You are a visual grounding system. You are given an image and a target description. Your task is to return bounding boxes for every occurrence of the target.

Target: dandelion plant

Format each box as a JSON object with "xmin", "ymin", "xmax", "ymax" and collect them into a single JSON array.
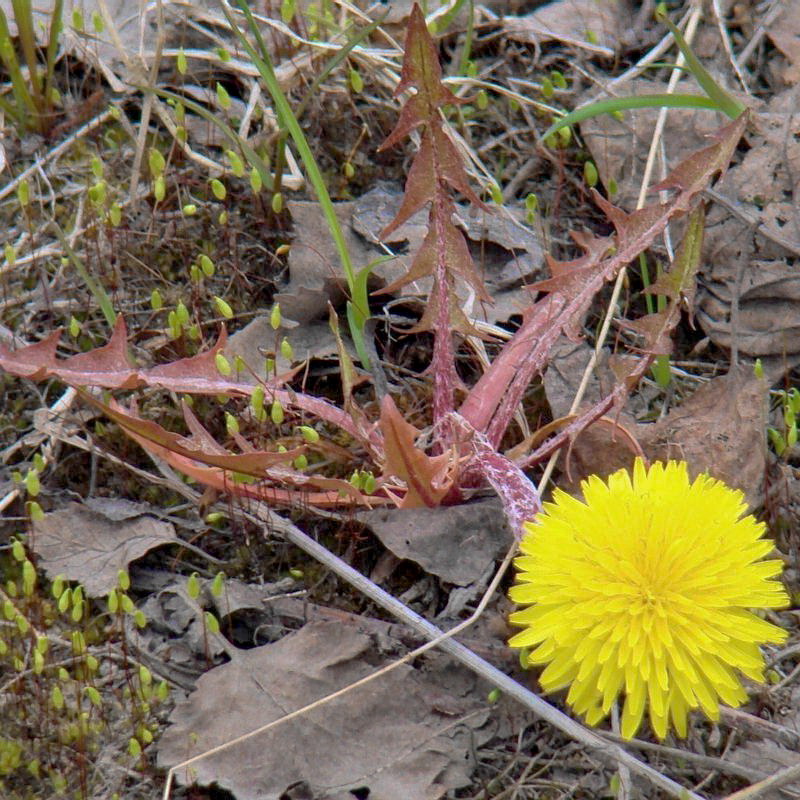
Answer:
[{"xmin": 508, "ymin": 460, "xmax": 788, "ymax": 739}]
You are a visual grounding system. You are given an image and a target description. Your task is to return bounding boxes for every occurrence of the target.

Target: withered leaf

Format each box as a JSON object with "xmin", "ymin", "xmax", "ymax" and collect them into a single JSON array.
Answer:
[
  {"xmin": 32, "ymin": 502, "xmax": 179, "ymax": 596},
  {"xmin": 157, "ymin": 622, "xmax": 495, "ymax": 800},
  {"xmin": 360, "ymin": 499, "xmax": 512, "ymax": 586},
  {"xmin": 379, "ymin": 395, "xmax": 455, "ymax": 508}
]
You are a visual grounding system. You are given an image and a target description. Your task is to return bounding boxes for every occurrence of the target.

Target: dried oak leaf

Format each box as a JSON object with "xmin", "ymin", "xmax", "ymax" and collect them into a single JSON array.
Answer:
[
  {"xmin": 696, "ymin": 93, "xmax": 800, "ymax": 379},
  {"xmin": 276, "ymin": 201, "xmax": 369, "ymax": 324},
  {"xmin": 503, "ymin": 0, "xmax": 625, "ymax": 56},
  {"xmin": 638, "ymin": 366, "xmax": 766, "ymax": 509},
  {"xmin": 766, "ymin": 0, "xmax": 800, "ymax": 83},
  {"xmin": 353, "ymin": 183, "xmax": 544, "ymax": 292},
  {"xmin": 32, "ymin": 501, "xmax": 179, "ymax": 596},
  {"xmin": 543, "ymin": 350, "xmax": 766, "ymax": 507},
  {"xmin": 157, "ymin": 621, "xmax": 495, "ymax": 800},
  {"xmin": 578, "ymin": 79, "xmax": 727, "ymax": 209},
  {"xmin": 360, "ymin": 499, "xmax": 512, "ymax": 586}
]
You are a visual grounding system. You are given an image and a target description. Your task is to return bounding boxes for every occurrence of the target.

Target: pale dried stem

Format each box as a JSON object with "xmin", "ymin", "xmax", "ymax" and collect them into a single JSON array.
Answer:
[
  {"xmin": 735, "ymin": 0, "xmax": 781, "ymax": 69},
  {"xmin": 722, "ymin": 761, "xmax": 800, "ymax": 800},
  {"xmin": 711, "ymin": 0, "xmax": 750, "ymax": 92},
  {"xmin": 0, "ymin": 110, "xmax": 114, "ymax": 205}
]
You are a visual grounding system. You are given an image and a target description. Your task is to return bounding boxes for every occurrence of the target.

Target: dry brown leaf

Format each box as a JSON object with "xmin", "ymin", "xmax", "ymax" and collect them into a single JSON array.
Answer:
[
  {"xmin": 32, "ymin": 501, "xmax": 179, "ymax": 596},
  {"xmin": 126, "ymin": 578, "xmax": 228, "ymax": 685},
  {"xmin": 697, "ymin": 92, "xmax": 800, "ymax": 379},
  {"xmin": 157, "ymin": 622, "xmax": 496, "ymax": 800},
  {"xmin": 766, "ymin": 0, "xmax": 800, "ymax": 84},
  {"xmin": 503, "ymin": 0, "xmax": 624, "ymax": 56},
  {"xmin": 638, "ymin": 366, "xmax": 767, "ymax": 508},
  {"xmin": 542, "ymin": 338, "xmax": 643, "ymax": 482},
  {"xmin": 544, "ymin": 344, "xmax": 766, "ymax": 506},
  {"xmin": 360, "ymin": 499, "xmax": 512, "ymax": 586},
  {"xmin": 579, "ymin": 79, "xmax": 726, "ymax": 209},
  {"xmin": 276, "ymin": 201, "xmax": 406, "ymax": 324},
  {"xmin": 352, "ymin": 184, "xmax": 545, "ymax": 300},
  {"xmin": 225, "ymin": 314, "xmax": 354, "ymax": 379},
  {"xmin": 727, "ymin": 736, "xmax": 800, "ymax": 800},
  {"xmin": 696, "ymin": 257, "xmax": 800, "ymax": 370}
]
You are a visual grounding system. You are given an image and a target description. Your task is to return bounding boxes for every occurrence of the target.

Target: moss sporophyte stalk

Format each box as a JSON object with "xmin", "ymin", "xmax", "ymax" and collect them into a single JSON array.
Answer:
[{"xmin": 508, "ymin": 459, "xmax": 788, "ymax": 740}]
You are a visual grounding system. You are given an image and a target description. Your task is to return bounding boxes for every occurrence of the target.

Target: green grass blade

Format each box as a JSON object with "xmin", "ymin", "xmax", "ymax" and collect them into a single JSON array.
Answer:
[
  {"xmin": 44, "ymin": 0, "xmax": 64, "ymax": 103},
  {"xmin": 10, "ymin": 0, "xmax": 42, "ymax": 100},
  {"xmin": 436, "ymin": 0, "xmax": 469, "ymax": 34},
  {"xmin": 0, "ymin": 8, "xmax": 37, "ymax": 121},
  {"xmin": 346, "ymin": 301, "xmax": 371, "ymax": 368},
  {"xmin": 0, "ymin": 91, "xmax": 25, "ymax": 125},
  {"xmin": 541, "ymin": 93, "xmax": 724, "ymax": 142},
  {"xmin": 657, "ymin": 11, "xmax": 744, "ymax": 120},
  {"xmin": 225, "ymin": 2, "xmax": 359, "ymax": 301},
  {"xmin": 225, "ymin": 0, "xmax": 371, "ymax": 365}
]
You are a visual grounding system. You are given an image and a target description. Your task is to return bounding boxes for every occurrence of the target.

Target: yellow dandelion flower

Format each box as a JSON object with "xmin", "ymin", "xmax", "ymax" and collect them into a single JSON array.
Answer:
[{"xmin": 508, "ymin": 459, "xmax": 789, "ymax": 740}]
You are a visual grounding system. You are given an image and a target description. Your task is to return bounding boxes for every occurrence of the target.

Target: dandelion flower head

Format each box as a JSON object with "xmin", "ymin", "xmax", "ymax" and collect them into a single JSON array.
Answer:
[{"xmin": 508, "ymin": 459, "xmax": 788, "ymax": 740}]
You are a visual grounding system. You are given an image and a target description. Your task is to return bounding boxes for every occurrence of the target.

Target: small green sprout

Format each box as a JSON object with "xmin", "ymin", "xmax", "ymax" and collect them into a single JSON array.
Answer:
[
  {"xmin": 251, "ymin": 385, "xmax": 265, "ymax": 418},
  {"xmin": 11, "ymin": 538, "xmax": 25, "ymax": 562},
  {"xmin": 18, "ymin": 180, "xmax": 30, "ymax": 207},
  {"xmin": 215, "ymin": 353, "xmax": 232, "ymax": 376},
  {"xmin": 216, "ymin": 82, "xmax": 232, "ymax": 110},
  {"xmin": 199, "ymin": 254, "xmax": 215, "ymax": 277},
  {"xmin": 214, "ymin": 296, "xmax": 234, "ymax": 319},
  {"xmin": 584, "ymin": 161, "xmax": 599, "ymax": 188},
  {"xmin": 210, "ymin": 178, "xmax": 226, "ymax": 200},
  {"xmin": 148, "ymin": 148, "xmax": 166, "ymax": 177},
  {"xmin": 281, "ymin": 0, "xmax": 296, "ymax": 23},
  {"xmin": 153, "ymin": 176, "xmax": 166, "ymax": 202},
  {"xmin": 225, "ymin": 412, "xmax": 240, "ymax": 435},
  {"xmin": 349, "ymin": 68, "xmax": 364, "ymax": 93},
  {"xmin": 250, "ymin": 167, "xmax": 263, "ymax": 194},
  {"xmin": 226, "ymin": 150, "xmax": 245, "ymax": 177},
  {"xmin": 298, "ymin": 425, "xmax": 319, "ymax": 443},
  {"xmin": 270, "ymin": 303, "xmax": 282, "ymax": 330}
]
